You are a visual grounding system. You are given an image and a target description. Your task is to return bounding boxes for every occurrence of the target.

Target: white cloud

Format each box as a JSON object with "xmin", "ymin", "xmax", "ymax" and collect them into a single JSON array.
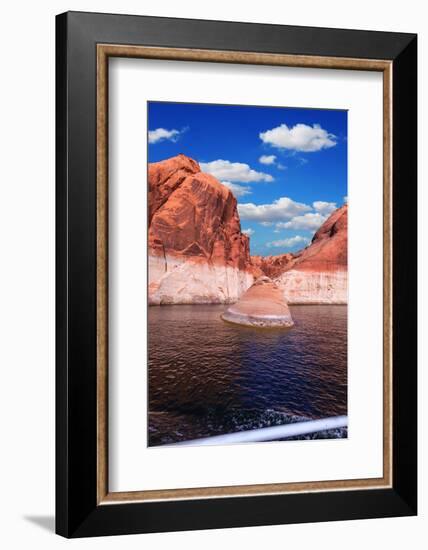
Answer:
[
  {"xmin": 221, "ymin": 181, "xmax": 252, "ymax": 197},
  {"xmin": 312, "ymin": 201, "xmax": 337, "ymax": 215},
  {"xmin": 238, "ymin": 197, "xmax": 310, "ymax": 223},
  {"xmin": 260, "ymin": 221, "xmax": 274, "ymax": 227},
  {"xmin": 344, "ymin": 195, "xmax": 348, "ymax": 203},
  {"xmin": 276, "ymin": 212, "xmax": 327, "ymax": 231},
  {"xmin": 272, "ymin": 202, "xmax": 336, "ymax": 231},
  {"xmin": 259, "ymin": 154, "xmax": 276, "ymax": 165},
  {"xmin": 267, "ymin": 235, "xmax": 310, "ymax": 249},
  {"xmin": 148, "ymin": 127, "xmax": 183, "ymax": 144},
  {"xmin": 200, "ymin": 159, "xmax": 273, "ymax": 182},
  {"xmin": 259, "ymin": 123, "xmax": 337, "ymax": 152},
  {"xmin": 277, "ymin": 163, "xmax": 287, "ymax": 170},
  {"xmin": 242, "ymin": 228, "xmax": 255, "ymax": 236}
]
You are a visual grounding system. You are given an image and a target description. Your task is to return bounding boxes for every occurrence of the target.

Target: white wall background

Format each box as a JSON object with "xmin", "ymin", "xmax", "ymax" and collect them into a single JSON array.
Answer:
[{"xmin": 0, "ymin": 1, "xmax": 424, "ymax": 548}]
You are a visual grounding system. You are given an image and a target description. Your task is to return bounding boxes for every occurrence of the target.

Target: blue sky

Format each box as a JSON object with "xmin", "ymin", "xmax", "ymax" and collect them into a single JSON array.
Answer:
[{"xmin": 148, "ymin": 101, "xmax": 347, "ymax": 256}]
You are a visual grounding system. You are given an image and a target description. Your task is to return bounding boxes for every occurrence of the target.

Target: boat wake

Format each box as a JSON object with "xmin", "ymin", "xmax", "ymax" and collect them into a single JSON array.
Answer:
[{"xmin": 148, "ymin": 408, "xmax": 347, "ymax": 446}]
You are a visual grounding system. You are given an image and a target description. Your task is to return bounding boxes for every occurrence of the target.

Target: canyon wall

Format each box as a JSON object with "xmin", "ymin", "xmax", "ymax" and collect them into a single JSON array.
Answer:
[
  {"xmin": 148, "ymin": 154, "xmax": 255, "ymax": 305},
  {"xmin": 260, "ymin": 205, "xmax": 348, "ymax": 304},
  {"xmin": 148, "ymin": 155, "xmax": 347, "ymax": 306}
]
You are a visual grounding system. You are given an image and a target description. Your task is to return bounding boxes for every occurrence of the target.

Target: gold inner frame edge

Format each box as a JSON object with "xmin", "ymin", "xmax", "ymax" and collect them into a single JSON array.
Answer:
[{"xmin": 96, "ymin": 44, "xmax": 393, "ymax": 505}]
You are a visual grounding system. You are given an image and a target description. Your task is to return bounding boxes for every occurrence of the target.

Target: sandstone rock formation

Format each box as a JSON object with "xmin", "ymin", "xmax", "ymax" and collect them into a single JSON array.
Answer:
[
  {"xmin": 256, "ymin": 205, "xmax": 348, "ymax": 304},
  {"xmin": 148, "ymin": 154, "xmax": 347, "ymax": 306},
  {"xmin": 148, "ymin": 154, "xmax": 255, "ymax": 305},
  {"xmin": 251, "ymin": 253, "xmax": 294, "ymax": 279},
  {"xmin": 221, "ymin": 276, "xmax": 294, "ymax": 328},
  {"xmin": 286, "ymin": 204, "xmax": 348, "ymax": 273}
]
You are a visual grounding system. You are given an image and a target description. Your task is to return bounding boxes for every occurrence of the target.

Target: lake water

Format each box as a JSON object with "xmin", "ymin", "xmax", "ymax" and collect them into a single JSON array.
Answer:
[{"xmin": 148, "ymin": 304, "xmax": 347, "ymax": 446}]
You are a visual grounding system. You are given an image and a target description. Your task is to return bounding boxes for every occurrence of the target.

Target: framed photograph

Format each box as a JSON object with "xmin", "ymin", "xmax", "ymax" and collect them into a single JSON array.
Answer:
[{"xmin": 56, "ymin": 11, "xmax": 417, "ymax": 537}]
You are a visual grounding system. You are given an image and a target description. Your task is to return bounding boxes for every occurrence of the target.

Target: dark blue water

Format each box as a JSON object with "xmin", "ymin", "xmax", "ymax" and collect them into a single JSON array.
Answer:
[{"xmin": 148, "ymin": 305, "xmax": 347, "ymax": 446}]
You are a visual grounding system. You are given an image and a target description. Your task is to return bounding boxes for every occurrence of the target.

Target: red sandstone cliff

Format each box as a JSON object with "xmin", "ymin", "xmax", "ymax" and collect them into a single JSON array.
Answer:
[
  {"xmin": 252, "ymin": 205, "xmax": 347, "ymax": 274},
  {"xmin": 148, "ymin": 154, "xmax": 254, "ymax": 304},
  {"xmin": 148, "ymin": 154, "xmax": 347, "ymax": 305},
  {"xmin": 287, "ymin": 204, "xmax": 347, "ymax": 272},
  {"xmin": 251, "ymin": 253, "xmax": 295, "ymax": 279},
  {"xmin": 256, "ymin": 206, "xmax": 348, "ymax": 304}
]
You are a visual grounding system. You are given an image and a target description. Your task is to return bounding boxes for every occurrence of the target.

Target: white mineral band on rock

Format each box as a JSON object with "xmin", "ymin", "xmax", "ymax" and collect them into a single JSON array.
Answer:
[
  {"xmin": 221, "ymin": 275, "xmax": 294, "ymax": 328},
  {"xmin": 221, "ymin": 310, "xmax": 294, "ymax": 328}
]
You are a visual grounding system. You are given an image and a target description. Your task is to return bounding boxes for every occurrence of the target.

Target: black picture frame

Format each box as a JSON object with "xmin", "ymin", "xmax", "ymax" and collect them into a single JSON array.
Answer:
[{"xmin": 56, "ymin": 11, "xmax": 417, "ymax": 538}]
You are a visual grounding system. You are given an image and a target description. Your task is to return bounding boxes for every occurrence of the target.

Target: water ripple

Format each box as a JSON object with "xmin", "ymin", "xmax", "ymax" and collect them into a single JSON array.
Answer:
[{"xmin": 149, "ymin": 305, "xmax": 347, "ymax": 446}]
